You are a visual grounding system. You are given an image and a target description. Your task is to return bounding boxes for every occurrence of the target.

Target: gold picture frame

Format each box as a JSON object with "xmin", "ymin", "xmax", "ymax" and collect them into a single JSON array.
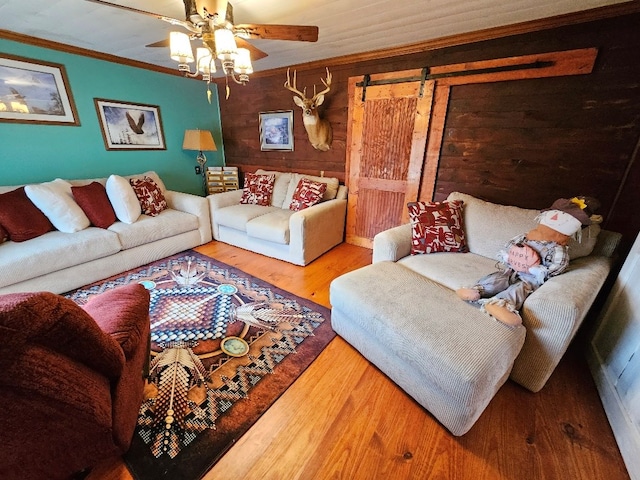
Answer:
[
  {"xmin": 94, "ymin": 98, "xmax": 166, "ymax": 151},
  {"xmin": 0, "ymin": 53, "xmax": 79, "ymax": 125}
]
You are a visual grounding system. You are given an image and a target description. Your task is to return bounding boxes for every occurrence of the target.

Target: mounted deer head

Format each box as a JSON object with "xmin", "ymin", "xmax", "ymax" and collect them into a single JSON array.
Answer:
[{"xmin": 284, "ymin": 68, "xmax": 333, "ymax": 151}]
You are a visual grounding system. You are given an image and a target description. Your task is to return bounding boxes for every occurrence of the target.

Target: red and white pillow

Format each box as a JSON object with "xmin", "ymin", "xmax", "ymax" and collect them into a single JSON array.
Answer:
[
  {"xmin": 289, "ymin": 178, "xmax": 327, "ymax": 211},
  {"xmin": 408, "ymin": 200, "xmax": 467, "ymax": 254},
  {"xmin": 130, "ymin": 176, "xmax": 168, "ymax": 216},
  {"xmin": 240, "ymin": 173, "xmax": 276, "ymax": 206}
]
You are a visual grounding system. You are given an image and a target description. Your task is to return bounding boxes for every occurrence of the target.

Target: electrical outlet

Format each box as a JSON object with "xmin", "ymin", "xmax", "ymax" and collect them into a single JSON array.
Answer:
[{"xmin": 195, "ymin": 166, "xmax": 202, "ymax": 175}]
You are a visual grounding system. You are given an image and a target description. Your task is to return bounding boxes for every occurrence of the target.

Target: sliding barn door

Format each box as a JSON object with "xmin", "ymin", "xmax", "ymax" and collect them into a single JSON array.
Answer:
[{"xmin": 346, "ymin": 70, "xmax": 434, "ymax": 247}]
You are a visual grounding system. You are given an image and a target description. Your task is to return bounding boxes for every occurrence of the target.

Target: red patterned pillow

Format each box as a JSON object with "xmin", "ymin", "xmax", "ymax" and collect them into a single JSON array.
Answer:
[
  {"xmin": 289, "ymin": 178, "xmax": 327, "ymax": 211},
  {"xmin": 0, "ymin": 187, "xmax": 53, "ymax": 242},
  {"xmin": 129, "ymin": 176, "xmax": 168, "ymax": 216},
  {"xmin": 408, "ymin": 200, "xmax": 467, "ymax": 254},
  {"xmin": 240, "ymin": 173, "xmax": 275, "ymax": 206},
  {"xmin": 71, "ymin": 181, "xmax": 117, "ymax": 229}
]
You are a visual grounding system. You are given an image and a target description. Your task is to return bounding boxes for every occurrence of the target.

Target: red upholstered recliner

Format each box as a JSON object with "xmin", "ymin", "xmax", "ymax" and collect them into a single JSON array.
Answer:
[{"xmin": 0, "ymin": 283, "xmax": 151, "ymax": 480}]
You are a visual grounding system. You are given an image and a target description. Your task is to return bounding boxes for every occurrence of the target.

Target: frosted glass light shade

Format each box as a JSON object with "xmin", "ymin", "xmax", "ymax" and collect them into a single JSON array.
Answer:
[
  {"xmin": 234, "ymin": 48, "xmax": 253, "ymax": 74},
  {"xmin": 214, "ymin": 28, "xmax": 237, "ymax": 61},
  {"xmin": 196, "ymin": 47, "xmax": 216, "ymax": 74},
  {"xmin": 170, "ymin": 31, "xmax": 194, "ymax": 63}
]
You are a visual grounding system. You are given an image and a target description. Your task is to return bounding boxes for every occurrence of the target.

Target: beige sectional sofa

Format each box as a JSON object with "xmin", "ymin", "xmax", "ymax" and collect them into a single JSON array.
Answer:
[
  {"xmin": 0, "ymin": 171, "xmax": 211, "ymax": 295},
  {"xmin": 208, "ymin": 169, "xmax": 348, "ymax": 265},
  {"xmin": 330, "ymin": 192, "xmax": 620, "ymax": 435}
]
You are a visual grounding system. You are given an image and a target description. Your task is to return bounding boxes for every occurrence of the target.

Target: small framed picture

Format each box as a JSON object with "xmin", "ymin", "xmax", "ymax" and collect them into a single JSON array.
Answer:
[
  {"xmin": 259, "ymin": 110, "xmax": 294, "ymax": 151},
  {"xmin": 94, "ymin": 98, "xmax": 166, "ymax": 150},
  {"xmin": 0, "ymin": 54, "xmax": 79, "ymax": 125}
]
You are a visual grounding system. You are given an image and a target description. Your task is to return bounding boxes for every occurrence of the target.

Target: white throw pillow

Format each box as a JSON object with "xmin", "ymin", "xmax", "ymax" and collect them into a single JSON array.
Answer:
[
  {"xmin": 106, "ymin": 174, "xmax": 141, "ymax": 224},
  {"xmin": 24, "ymin": 179, "xmax": 90, "ymax": 233}
]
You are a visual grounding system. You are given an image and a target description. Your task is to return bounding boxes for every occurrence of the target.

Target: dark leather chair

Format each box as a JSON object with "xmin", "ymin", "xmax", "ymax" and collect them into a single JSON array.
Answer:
[{"xmin": 0, "ymin": 283, "xmax": 150, "ymax": 480}]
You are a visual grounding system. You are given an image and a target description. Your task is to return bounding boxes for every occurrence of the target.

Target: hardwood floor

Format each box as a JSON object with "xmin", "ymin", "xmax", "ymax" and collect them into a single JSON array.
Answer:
[{"xmin": 89, "ymin": 242, "xmax": 629, "ymax": 480}]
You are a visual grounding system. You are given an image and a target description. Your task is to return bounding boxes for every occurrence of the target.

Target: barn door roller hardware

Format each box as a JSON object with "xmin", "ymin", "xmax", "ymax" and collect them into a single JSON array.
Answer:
[{"xmin": 358, "ymin": 60, "xmax": 554, "ymax": 101}]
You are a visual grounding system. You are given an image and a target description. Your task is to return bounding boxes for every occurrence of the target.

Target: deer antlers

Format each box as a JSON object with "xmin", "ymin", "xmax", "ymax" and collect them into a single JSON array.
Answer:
[{"xmin": 284, "ymin": 67, "xmax": 332, "ymax": 102}]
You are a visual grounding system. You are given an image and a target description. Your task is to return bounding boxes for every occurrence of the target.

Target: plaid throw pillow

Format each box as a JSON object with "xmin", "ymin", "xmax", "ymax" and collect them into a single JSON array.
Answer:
[
  {"xmin": 240, "ymin": 173, "xmax": 275, "ymax": 206},
  {"xmin": 130, "ymin": 176, "xmax": 168, "ymax": 216},
  {"xmin": 289, "ymin": 178, "xmax": 327, "ymax": 211},
  {"xmin": 408, "ymin": 200, "xmax": 467, "ymax": 254}
]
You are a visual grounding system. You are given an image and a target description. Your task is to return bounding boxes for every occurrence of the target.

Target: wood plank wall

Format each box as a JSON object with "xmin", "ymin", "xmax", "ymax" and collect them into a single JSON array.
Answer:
[{"xmin": 215, "ymin": 6, "xmax": 640, "ymax": 256}]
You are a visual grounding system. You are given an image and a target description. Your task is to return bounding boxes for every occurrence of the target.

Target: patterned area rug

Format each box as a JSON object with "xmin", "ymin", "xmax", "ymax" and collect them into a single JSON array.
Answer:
[{"xmin": 65, "ymin": 250, "xmax": 335, "ymax": 480}]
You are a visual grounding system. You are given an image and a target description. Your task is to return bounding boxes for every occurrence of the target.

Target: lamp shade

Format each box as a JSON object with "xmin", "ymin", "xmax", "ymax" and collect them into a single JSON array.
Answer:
[
  {"xmin": 170, "ymin": 31, "xmax": 194, "ymax": 63},
  {"xmin": 214, "ymin": 28, "xmax": 238, "ymax": 61},
  {"xmin": 183, "ymin": 130, "xmax": 217, "ymax": 151},
  {"xmin": 234, "ymin": 48, "xmax": 253, "ymax": 75}
]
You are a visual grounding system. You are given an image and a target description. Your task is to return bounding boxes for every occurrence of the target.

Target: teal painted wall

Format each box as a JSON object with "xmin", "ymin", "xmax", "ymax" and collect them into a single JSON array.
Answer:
[{"xmin": 0, "ymin": 39, "xmax": 225, "ymax": 195}]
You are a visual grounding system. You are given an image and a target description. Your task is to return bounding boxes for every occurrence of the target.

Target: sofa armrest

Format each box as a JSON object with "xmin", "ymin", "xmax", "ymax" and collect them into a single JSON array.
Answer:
[
  {"xmin": 510, "ymin": 255, "xmax": 614, "ymax": 392},
  {"xmin": 289, "ymin": 198, "xmax": 347, "ymax": 265},
  {"xmin": 373, "ymin": 223, "xmax": 413, "ymax": 263},
  {"xmin": 165, "ymin": 190, "xmax": 212, "ymax": 244},
  {"xmin": 207, "ymin": 190, "xmax": 244, "ymax": 239}
]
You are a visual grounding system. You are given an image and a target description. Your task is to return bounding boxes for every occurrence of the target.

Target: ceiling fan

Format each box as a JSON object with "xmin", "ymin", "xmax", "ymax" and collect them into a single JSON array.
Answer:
[{"xmin": 85, "ymin": 0, "xmax": 319, "ymax": 85}]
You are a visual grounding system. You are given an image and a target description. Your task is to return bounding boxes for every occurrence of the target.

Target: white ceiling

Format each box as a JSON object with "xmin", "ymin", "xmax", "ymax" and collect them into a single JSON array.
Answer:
[{"xmin": 0, "ymin": 0, "xmax": 630, "ymax": 74}]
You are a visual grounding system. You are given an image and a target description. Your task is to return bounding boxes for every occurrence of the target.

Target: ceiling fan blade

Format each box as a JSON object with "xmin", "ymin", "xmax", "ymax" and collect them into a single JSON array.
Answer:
[
  {"xmin": 146, "ymin": 39, "xmax": 170, "ymax": 48},
  {"xmin": 84, "ymin": 0, "xmax": 198, "ymax": 33},
  {"xmin": 234, "ymin": 24, "xmax": 318, "ymax": 42},
  {"xmin": 236, "ymin": 38, "xmax": 268, "ymax": 61}
]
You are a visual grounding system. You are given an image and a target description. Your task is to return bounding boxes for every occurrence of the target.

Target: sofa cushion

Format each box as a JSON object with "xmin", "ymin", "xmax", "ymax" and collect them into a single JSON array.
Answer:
[
  {"xmin": 25, "ymin": 179, "xmax": 91, "ymax": 233},
  {"xmin": 106, "ymin": 175, "xmax": 142, "ymax": 224},
  {"xmin": 215, "ymin": 204, "xmax": 280, "ymax": 232},
  {"xmin": 240, "ymin": 173, "xmax": 275, "ymax": 206},
  {"xmin": 129, "ymin": 176, "xmax": 167, "ymax": 216},
  {"xmin": 0, "ymin": 228, "xmax": 122, "ymax": 287},
  {"xmin": 398, "ymin": 252, "xmax": 497, "ymax": 291},
  {"xmin": 246, "ymin": 209, "xmax": 294, "ymax": 244},
  {"xmin": 0, "ymin": 187, "xmax": 54, "ymax": 242},
  {"xmin": 447, "ymin": 192, "xmax": 538, "ymax": 259},
  {"xmin": 283, "ymin": 173, "xmax": 340, "ymax": 207},
  {"xmin": 71, "ymin": 181, "xmax": 117, "ymax": 229},
  {"xmin": 408, "ymin": 200, "xmax": 467, "ymax": 254},
  {"xmin": 289, "ymin": 178, "xmax": 327, "ymax": 211},
  {"xmin": 108, "ymin": 209, "xmax": 198, "ymax": 250}
]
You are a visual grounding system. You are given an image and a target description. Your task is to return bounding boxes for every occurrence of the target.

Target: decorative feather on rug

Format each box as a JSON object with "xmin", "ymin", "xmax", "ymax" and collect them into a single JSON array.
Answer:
[
  {"xmin": 232, "ymin": 301, "xmax": 306, "ymax": 331},
  {"xmin": 137, "ymin": 343, "xmax": 216, "ymax": 458}
]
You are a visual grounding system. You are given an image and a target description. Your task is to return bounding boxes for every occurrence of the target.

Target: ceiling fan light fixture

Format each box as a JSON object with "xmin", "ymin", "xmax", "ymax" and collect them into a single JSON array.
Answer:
[
  {"xmin": 234, "ymin": 48, "xmax": 253, "ymax": 76},
  {"xmin": 214, "ymin": 28, "xmax": 238, "ymax": 62},
  {"xmin": 170, "ymin": 31, "xmax": 195, "ymax": 65},
  {"xmin": 196, "ymin": 47, "xmax": 216, "ymax": 79}
]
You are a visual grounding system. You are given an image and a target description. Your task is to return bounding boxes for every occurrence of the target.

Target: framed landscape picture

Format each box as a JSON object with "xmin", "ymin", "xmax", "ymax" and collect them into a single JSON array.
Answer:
[
  {"xmin": 94, "ymin": 98, "xmax": 166, "ymax": 150},
  {"xmin": 0, "ymin": 54, "xmax": 79, "ymax": 125},
  {"xmin": 259, "ymin": 110, "xmax": 294, "ymax": 151}
]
